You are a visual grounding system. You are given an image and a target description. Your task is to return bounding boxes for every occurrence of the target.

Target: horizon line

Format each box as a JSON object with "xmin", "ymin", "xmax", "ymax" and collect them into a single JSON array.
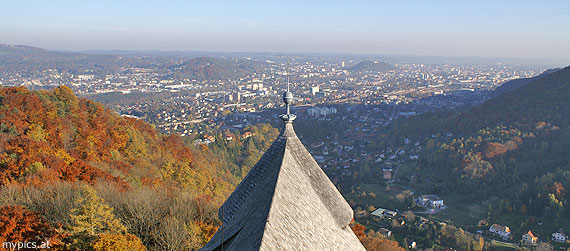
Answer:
[{"xmin": 2, "ymin": 42, "xmax": 570, "ymax": 64}]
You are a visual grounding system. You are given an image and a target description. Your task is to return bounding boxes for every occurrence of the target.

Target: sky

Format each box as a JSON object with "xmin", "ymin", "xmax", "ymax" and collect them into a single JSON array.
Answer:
[{"xmin": 1, "ymin": 0, "xmax": 570, "ymax": 60}]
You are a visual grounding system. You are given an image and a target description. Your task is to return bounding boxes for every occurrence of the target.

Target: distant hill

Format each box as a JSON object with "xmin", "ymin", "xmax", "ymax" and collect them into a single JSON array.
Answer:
[
  {"xmin": 0, "ymin": 44, "xmax": 52, "ymax": 55},
  {"xmin": 0, "ymin": 44, "xmax": 133, "ymax": 75},
  {"xmin": 347, "ymin": 60, "xmax": 395, "ymax": 72},
  {"xmin": 490, "ymin": 68, "xmax": 559, "ymax": 98},
  {"xmin": 0, "ymin": 44, "xmax": 268, "ymax": 80},
  {"xmin": 167, "ymin": 57, "xmax": 265, "ymax": 80}
]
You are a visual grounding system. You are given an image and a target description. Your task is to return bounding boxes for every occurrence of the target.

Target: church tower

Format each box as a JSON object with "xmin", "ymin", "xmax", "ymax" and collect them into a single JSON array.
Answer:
[{"xmin": 200, "ymin": 85, "xmax": 365, "ymax": 251}]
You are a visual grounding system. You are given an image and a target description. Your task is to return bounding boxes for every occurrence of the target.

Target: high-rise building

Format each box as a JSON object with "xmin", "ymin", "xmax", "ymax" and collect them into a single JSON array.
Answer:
[
  {"xmin": 311, "ymin": 86, "xmax": 320, "ymax": 96},
  {"xmin": 200, "ymin": 90, "xmax": 364, "ymax": 251},
  {"xmin": 226, "ymin": 92, "xmax": 241, "ymax": 103},
  {"xmin": 232, "ymin": 92, "xmax": 240, "ymax": 103}
]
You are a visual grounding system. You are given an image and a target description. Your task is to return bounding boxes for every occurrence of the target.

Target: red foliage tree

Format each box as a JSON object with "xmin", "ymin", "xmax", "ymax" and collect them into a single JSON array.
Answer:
[
  {"xmin": 163, "ymin": 135, "xmax": 193, "ymax": 162},
  {"xmin": 0, "ymin": 205, "xmax": 60, "ymax": 249}
]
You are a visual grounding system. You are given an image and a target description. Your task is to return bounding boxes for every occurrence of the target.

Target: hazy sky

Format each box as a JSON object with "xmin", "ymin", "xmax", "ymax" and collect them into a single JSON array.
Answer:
[{"xmin": 1, "ymin": 0, "xmax": 569, "ymax": 59}]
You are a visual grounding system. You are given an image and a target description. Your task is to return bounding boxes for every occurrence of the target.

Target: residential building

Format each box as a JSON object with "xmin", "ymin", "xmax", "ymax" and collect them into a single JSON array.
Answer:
[
  {"xmin": 243, "ymin": 131, "xmax": 252, "ymax": 138},
  {"xmin": 383, "ymin": 168, "xmax": 393, "ymax": 180},
  {"xmin": 489, "ymin": 224, "xmax": 511, "ymax": 239},
  {"xmin": 522, "ymin": 230, "xmax": 537, "ymax": 244},
  {"xmin": 416, "ymin": 194, "xmax": 445, "ymax": 209},
  {"xmin": 307, "ymin": 106, "xmax": 337, "ymax": 118},
  {"xmin": 371, "ymin": 208, "xmax": 386, "ymax": 219},
  {"xmin": 225, "ymin": 134, "xmax": 234, "ymax": 141},
  {"xmin": 407, "ymin": 240, "xmax": 417, "ymax": 249},
  {"xmin": 311, "ymin": 86, "xmax": 320, "ymax": 95},
  {"xmin": 384, "ymin": 210, "xmax": 397, "ymax": 218},
  {"xmin": 378, "ymin": 228, "xmax": 392, "ymax": 238},
  {"xmin": 552, "ymin": 229, "xmax": 568, "ymax": 243}
]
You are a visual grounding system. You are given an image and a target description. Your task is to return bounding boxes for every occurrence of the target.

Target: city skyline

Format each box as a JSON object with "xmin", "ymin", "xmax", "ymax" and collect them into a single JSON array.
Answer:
[{"xmin": 1, "ymin": 0, "xmax": 570, "ymax": 60}]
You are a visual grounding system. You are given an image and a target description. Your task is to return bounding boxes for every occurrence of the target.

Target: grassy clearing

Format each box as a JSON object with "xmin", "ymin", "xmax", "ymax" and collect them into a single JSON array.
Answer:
[
  {"xmin": 491, "ymin": 241, "xmax": 521, "ymax": 251},
  {"xmin": 430, "ymin": 192, "xmax": 486, "ymax": 228},
  {"xmin": 345, "ymin": 183, "xmax": 409, "ymax": 210}
]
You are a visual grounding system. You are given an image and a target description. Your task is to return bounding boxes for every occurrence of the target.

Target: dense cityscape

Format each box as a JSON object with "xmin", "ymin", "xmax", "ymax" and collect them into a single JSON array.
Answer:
[{"xmin": 0, "ymin": 47, "xmax": 539, "ymax": 135}]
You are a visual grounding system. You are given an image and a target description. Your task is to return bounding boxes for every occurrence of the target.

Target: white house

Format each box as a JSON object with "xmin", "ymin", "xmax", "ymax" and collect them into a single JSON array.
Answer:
[
  {"xmin": 416, "ymin": 194, "xmax": 445, "ymax": 209},
  {"xmin": 552, "ymin": 229, "xmax": 568, "ymax": 243},
  {"xmin": 489, "ymin": 224, "xmax": 511, "ymax": 239},
  {"xmin": 371, "ymin": 208, "xmax": 386, "ymax": 219}
]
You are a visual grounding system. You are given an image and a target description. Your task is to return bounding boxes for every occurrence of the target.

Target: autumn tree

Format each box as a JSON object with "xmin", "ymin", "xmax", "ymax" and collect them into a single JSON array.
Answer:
[
  {"xmin": 68, "ymin": 184, "xmax": 127, "ymax": 249},
  {"xmin": 91, "ymin": 233, "xmax": 146, "ymax": 251},
  {"xmin": 0, "ymin": 205, "xmax": 60, "ymax": 249},
  {"xmin": 351, "ymin": 222, "xmax": 405, "ymax": 251}
]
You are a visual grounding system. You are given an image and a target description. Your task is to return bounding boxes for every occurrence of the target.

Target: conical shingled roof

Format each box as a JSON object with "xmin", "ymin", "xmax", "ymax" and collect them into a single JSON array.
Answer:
[{"xmin": 200, "ymin": 93, "xmax": 365, "ymax": 251}]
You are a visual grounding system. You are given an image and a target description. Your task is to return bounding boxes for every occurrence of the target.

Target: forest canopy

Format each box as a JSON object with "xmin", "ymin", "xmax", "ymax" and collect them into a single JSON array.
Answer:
[{"xmin": 0, "ymin": 86, "xmax": 246, "ymax": 250}]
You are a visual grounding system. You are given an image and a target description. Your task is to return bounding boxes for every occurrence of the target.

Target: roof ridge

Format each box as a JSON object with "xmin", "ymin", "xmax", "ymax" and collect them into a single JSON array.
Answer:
[
  {"xmin": 281, "ymin": 125, "xmax": 353, "ymax": 229},
  {"xmin": 218, "ymin": 128, "xmax": 288, "ymax": 225}
]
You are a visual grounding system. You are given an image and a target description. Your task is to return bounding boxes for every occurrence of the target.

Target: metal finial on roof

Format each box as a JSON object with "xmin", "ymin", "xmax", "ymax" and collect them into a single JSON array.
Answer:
[{"xmin": 280, "ymin": 59, "xmax": 296, "ymax": 122}]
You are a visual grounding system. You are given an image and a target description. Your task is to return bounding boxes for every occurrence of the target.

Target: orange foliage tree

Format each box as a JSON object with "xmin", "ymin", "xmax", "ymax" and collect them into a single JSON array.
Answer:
[
  {"xmin": 351, "ymin": 222, "xmax": 405, "ymax": 251},
  {"xmin": 0, "ymin": 205, "xmax": 60, "ymax": 249}
]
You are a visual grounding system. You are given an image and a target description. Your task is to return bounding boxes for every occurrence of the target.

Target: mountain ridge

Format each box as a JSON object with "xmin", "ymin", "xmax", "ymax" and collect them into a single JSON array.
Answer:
[
  {"xmin": 457, "ymin": 65, "xmax": 570, "ymax": 130},
  {"xmin": 490, "ymin": 68, "xmax": 559, "ymax": 98}
]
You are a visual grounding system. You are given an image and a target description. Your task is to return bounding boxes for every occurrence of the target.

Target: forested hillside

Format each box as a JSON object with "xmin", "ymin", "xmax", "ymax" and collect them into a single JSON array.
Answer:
[
  {"xmin": 384, "ymin": 66, "xmax": 570, "ymax": 237},
  {"xmin": 0, "ymin": 86, "xmax": 240, "ymax": 250}
]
